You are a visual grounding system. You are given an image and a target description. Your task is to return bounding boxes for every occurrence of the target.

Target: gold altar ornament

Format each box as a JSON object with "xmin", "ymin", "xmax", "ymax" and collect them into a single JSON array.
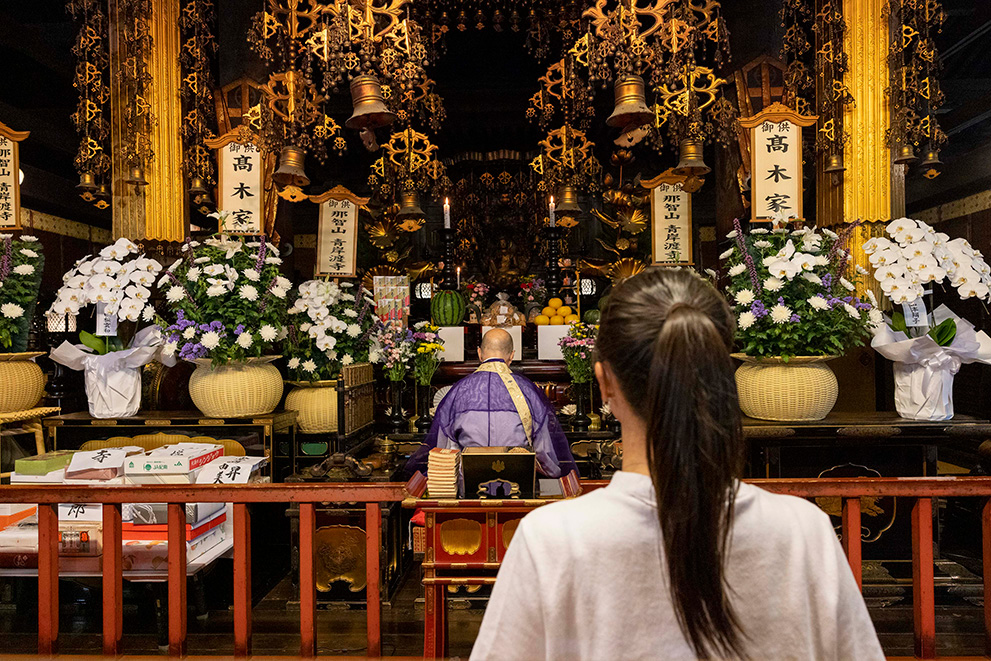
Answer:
[
  {"xmin": 606, "ymin": 74, "xmax": 654, "ymax": 130},
  {"xmin": 438, "ymin": 518, "xmax": 483, "ymax": 556},
  {"xmin": 273, "ymin": 145, "xmax": 310, "ymax": 189},
  {"xmin": 346, "ymin": 74, "xmax": 397, "ymax": 130},
  {"xmin": 314, "ymin": 525, "xmax": 367, "ymax": 592},
  {"xmin": 396, "ymin": 190, "xmax": 426, "ymax": 222},
  {"xmin": 673, "ymin": 138, "xmax": 710, "ymax": 176}
]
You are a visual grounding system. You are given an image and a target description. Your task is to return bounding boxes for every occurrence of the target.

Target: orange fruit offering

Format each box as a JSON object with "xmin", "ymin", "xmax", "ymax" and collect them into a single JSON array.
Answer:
[
  {"xmin": 564, "ymin": 314, "xmax": 580, "ymax": 324},
  {"xmin": 534, "ymin": 315, "xmax": 550, "ymax": 326},
  {"xmin": 548, "ymin": 298, "xmax": 563, "ymax": 309},
  {"xmin": 550, "ymin": 315, "xmax": 565, "ymax": 325},
  {"xmin": 557, "ymin": 306, "xmax": 573, "ymax": 318},
  {"xmin": 541, "ymin": 306, "xmax": 556, "ymax": 317}
]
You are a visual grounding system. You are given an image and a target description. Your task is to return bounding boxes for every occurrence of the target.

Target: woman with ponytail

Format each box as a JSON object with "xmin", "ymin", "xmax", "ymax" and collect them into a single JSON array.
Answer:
[{"xmin": 471, "ymin": 268, "xmax": 882, "ymax": 660}]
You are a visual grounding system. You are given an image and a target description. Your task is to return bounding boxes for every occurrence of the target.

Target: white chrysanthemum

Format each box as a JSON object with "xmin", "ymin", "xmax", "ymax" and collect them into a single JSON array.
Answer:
[
  {"xmin": 302, "ymin": 359, "xmax": 317, "ymax": 372},
  {"xmin": 344, "ymin": 308, "xmax": 358, "ymax": 318},
  {"xmin": 751, "ymin": 228, "xmax": 769, "ymax": 235},
  {"xmin": 719, "ymin": 247, "xmax": 735, "ymax": 260},
  {"xmin": 754, "ymin": 240, "xmax": 772, "ymax": 249},
  {"xmin": 265, "ymin": 257, "xmax": 282, "ymax": 265},
  {"xmin": 822, "ymin": 228, "xmax": 839, "ymax": 240},
  {"xmin": 728, "ymin": 263, "xmax": 747, "ymax": 277},
  {"xmin": 142, "ymin": 305, "xmax": 155, "ymax": 322},
  {"xmin": 193, "ymin": 256, "xmax": 211, "ymax": 264},
  {"xmin": 808, "ymin": 296, "xmax": 830, "ymax": 311},
  {"xmin": 183, "ymin": 327, "xmax": 196, "ymax": 340},
  {"xmin": 726, "ymin": 230, "xmax": 738, "ymax": 239},
  {"xmin": 346, "ymin": 323, "xmax": 362, "ymax": 337},
  {"xmin": 802, "ymin": 272, "xmax": 822, "ymax": 285},
  {"xmin": 272, "ymin": 287, "xmax": 287, "ymax": 299},
  {"xmin": 19, "ymin": 248, "xmax": 37, "ymax": 258},
  {"xmin": 734, "ymin": 289, "xmax": 756, "ymax": 306},
  {"xmin": 236, "ymin": 332, "xmax": 254, "ymax": 349},
  {"xmin": 842, "ymin": 303, "xmax": 860, "ymax": 320},
  {"xmin": 200, "ymin": 331, "xmax": 220, "ymax": 350},
  {"xmin": 288, "ymin": 357, "xmax": 301, "ymax": 369},
  {"xmin": 866, "ymin": 289, "xmax": 879, "ymax": 306},
  {"xmin": 166, "ymin": 286, "xmax": 185, "ymax": 303},
  {"xmin": 12, "ymin": 264, "xmax": 34, "ymax": 276},
  {"xmin": 763, "ymin": 277, "xmax": 784, "ymax": 292},
  {"xmin": 206, "ymin": 284, "xmax": 226, "ymax": 297},
  {"xmin": 770, "ymin": 304, "xmax": 793, "ymax": 324},
  {"xmin": 1, "ymin": 303, "xmax": 24, "ymax": 318},
  {"xmin": 260, "ymin": 325, "xmax": 277, "ymax": 342},
  {"xmin": 839, "ymin": 277, "xmax": 855, "ymax": 291},
  {"xmin": 241, "ymin": 268, "xmax": 260, "ymax": 282},
  {"xmin": 868, "ymin": 309, "xmax": 884, "ymax": 326},
  {"xmin": 20, "ymin": 235, "xmax": 37, "ymax": 243},
  {"xmin": 276, "ymin": 276, "xmax": 291, "ymax": 290},
  {"xmin": 737, "ymin": 311, "xmax": 756, "ymax": 330},
  {"xmin": 239, "ymin": 284, "xmax": 259, "ymax": 301},
  {"xmin": 186, "ymin": 267, "xmax": 201, "ymax": 282},
  {"xmin": 341, "ymin": 354, "xmax": 354, "ymax": 366},
  {"xmin": 772, "ymin": 227, "xmax": 789, "ymax": 234},
  {"xmin": 163, "ymin": 341, "xmax": 178, "ymax": 357}
]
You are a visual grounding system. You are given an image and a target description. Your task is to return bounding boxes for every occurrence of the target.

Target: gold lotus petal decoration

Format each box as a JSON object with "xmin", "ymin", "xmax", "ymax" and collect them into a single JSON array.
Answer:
[
  {"xmin": 606, "ymin": 257, "xmax": 648, "ymax": 283},
  {"xmin": 619, "ymin": 209, "xmax": 648, "ymax": 234},
  {"xmin": 366, "ymin": 218, "xmax": 400, "ymax": 249},
  {"xmin": 361, "ymin": 264, "xmax": 403, "ymax": 291}
]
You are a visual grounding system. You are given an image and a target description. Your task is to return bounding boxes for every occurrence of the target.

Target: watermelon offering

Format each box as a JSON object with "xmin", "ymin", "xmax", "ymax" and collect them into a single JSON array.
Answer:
[
  {"xmin": 431, "ymin": 290, "xmax": 467, "ymax": 326},
  {"xmin": 583, "ymin": 309, "xmax": 601, "ymax": 324}
]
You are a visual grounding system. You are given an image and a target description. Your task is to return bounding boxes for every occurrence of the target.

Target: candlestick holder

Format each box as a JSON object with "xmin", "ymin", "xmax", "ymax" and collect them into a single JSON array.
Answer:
[
  {"xmin": 543, "ymin": 225, "xmax": 562, "ymax": 295},
  {"xmin": 439, "ymin": 228, "xmax": 457, "ymax": 291}
]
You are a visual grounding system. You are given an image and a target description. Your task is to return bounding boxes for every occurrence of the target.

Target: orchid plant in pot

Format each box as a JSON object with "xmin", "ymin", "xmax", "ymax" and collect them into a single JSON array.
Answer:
[
  {"xmin": 719, "ymin": 220, "xmax": 877, "ymax": 422},
  {"xmin": 282, "ymin": 279, "xmax": 376, "ymax": 433},
  {"xmin": 158, "ymin": 234, "xmax": 289, "ymax": 418},
  {"xmin": 0, "ymin": 233, "xmax": 45, "ymax": 412},
  {"xmin": 864, "ymin": 217, "xmax": 991, "ymax": 421},
  {"xmin": 48, "ymin": 237, "xmax": 170, "ymax": 418}
]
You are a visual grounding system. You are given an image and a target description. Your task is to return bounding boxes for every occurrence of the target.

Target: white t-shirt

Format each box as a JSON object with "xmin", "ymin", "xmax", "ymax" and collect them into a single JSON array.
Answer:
[{"xmin": 471, "ymin": 471, "xmax": 884, "ymax": 661}]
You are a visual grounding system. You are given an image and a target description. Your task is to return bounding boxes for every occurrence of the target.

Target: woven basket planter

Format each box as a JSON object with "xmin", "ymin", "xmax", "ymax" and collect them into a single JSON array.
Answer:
[
  {"xmin": 188, "ymin": 357, "xmax": 283, "ymax": 418},
  {"xmin": 285, "ymin": 381, "xmax": 338, "ymax": 434},
  {"xmin": 733, "ymin": 354, "xmax": 838, "ymax": 422},
  {"xmin": 0, "ymin": 352, "xmax": 45, "ymax": 413}
]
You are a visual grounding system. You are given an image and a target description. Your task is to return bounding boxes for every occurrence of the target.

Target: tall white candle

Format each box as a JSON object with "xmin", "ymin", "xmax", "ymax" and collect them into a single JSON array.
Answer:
[
  {"xmin": 549, "ymin": 196, "xmax": 556, "ymax": 227},
  {"xmin": 456, "ymin": 266, "xmax": 461, "ymax": 290},
  {"xmin": 443, "ymin": 197, "xmax": 451, "ymax": 229}
]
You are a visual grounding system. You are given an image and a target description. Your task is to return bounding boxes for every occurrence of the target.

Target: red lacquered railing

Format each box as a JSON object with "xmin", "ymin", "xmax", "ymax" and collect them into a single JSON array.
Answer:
[{"xmin": 0, "ymin": 483, "xmax": 408, "ymax": 658}]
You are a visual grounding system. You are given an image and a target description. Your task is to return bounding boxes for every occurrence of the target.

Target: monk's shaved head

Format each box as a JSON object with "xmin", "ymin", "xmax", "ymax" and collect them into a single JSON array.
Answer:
[{"xmin": 480, "ymin": 328, "xmax": 514, "ymax": 362}]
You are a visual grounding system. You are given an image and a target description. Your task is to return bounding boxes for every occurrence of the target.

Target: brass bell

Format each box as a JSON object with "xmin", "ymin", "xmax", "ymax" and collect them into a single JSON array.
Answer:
[
  {"xmin": 824, "ymin": 153, "xmax": 846, "ymax": 173},
  {"xmin": 76, "ymin": 172, "xmax": 98, "ymax": 201},
  {"xmin": 273, "ymin": 145, "xmax": 310, "ymax": 189},
  {"xmin": 894, "ymin": 143, "xmax": 917, "ymax": 165},
  {"xmin": 345, "ymin": 75, "xmax": 396, "ymax": 131},
  {"xmin": 188, "ymin": 176, "xmax": 208, "ymax": 197},
  {"xmin": 124, "ymin": 165, "xmax": 149, "ymax": 188},
  {"xmin": 673, "ymin": 139, "xmax": 710, "ymax": 176},
  {"xmin": 606, "ymin": 74, "xmax": 654, "ymax": 129},
  {"xmin": 396, "ymin": 190, "xmax": 425, "ymax": 220},
  {"xmin": 556, "ymin": 184, "xmax": 581, "ymax": 216},
  {"xmin": 95, "ymin": 182, "xmax": 111, "ymax": 200},
  {"xmin": 921, "ymin": 148, "xmax": 942, "ymax": 179}
]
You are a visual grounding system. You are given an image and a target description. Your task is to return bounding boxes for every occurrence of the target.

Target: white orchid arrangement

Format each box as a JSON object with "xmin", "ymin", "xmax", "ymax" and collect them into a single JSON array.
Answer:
[
  {"xmin": 284, "ymin": 279, "xmax": 376, "ymax": 380},
  {"xmin": 0, "ymin": 234, "xmax": 43, "ymax": 351},
  {"xmin": 720, "ymin": 218, "xmax": 878, "ymax": 360},
  {"xmin": 47, "ymin": 238, "xmax": 161, "ymax": 353},
  {"xmin": 158, "ymin": 235, "xmax": 289, "ymax": 365}
]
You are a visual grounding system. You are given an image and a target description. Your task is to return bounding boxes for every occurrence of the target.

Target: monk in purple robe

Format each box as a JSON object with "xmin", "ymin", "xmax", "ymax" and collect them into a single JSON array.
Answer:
[{"xmin": 408, "ymin": 328, "xmax": 577, "ymax": 478}]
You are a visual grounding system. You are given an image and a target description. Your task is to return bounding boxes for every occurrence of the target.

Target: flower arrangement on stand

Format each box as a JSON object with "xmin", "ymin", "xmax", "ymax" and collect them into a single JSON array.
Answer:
[
  {"xmin": 371, "ymin": 320, "xmax": 416, "ymax": 433},
  {"xmin": 519, "ymin": 276, "xmax": 548, "ymax": 320},
  {"xmin": 48, "ymin": 237, "xmax": 168, "ymax": 418},
  {"xmin": 158, "ymin": 235, "xmax": 289, "ymax": 417},
  {"xmin": 0, "ymin": 233, "xmax": 45, "ymax": 412},
  {"xmin": 865, "ymin": 217, "xmax": 991, "ymax": 420},
  {"xmin": 720, "ymin": 220, "xmax": 877, "ymax": 421},
  {"xmin": 412, "ymin": 321, "xmax": 445, "ymax": 432},
  {"xmin": 282, "ymin": 279, "xmax": 376, "ymax": 433},
  {"xmin": 559, "ymin": 322, "xmax": 597, "ymax": 431},
  {"xmin": 461, "ymin": 280, "xmax": 491, "ymax": 323}
]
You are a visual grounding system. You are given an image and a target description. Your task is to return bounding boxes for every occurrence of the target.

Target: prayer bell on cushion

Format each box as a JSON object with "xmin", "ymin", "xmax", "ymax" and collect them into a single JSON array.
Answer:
[
  {"xmin": 606, "ymin": 74, "xmax": 654, "ymax": 129},
  {"xmin": 673, "ymin": 138, "xmax": 710, "ymax": 176},
  {"xmin": 346, "ymin": 74, "xmax": 397, "ymax": 131},
  {"xmin": 823, "ymin": 153, "xmax": 846, "ymax": 173},
  {"xmin": 556, "ymin": 184, "xmax": 582, "ymax": 217},
  {"xmin": 396, "ymin": 190, "xmax": 425, "ymax": 220},
  {"xmin": 273, "ymin": 145, "xmax": 310, "ymax": 189},
  {"xmin": 894, "ymin": 143, "xmax": 917, "ymax": 165}
]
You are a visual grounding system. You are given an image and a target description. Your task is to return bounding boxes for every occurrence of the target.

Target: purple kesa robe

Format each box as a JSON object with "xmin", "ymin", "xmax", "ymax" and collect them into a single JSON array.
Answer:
[{"xmin": 407, "ymin": 359, "xmax": 578, "ymax": 478}]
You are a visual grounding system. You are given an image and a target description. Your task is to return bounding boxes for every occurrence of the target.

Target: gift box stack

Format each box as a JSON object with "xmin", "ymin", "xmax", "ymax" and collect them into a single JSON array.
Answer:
[
  {"xmin": 373, "ymin": 275, "xmax": 410, "ymax": 325},
  {"xmin": 426, "ymin": 448, "xmax": 461, "ymax": 498},
  {"xmin": 121, "ymin": 502, "xmax": 229, "ymax": 572}
]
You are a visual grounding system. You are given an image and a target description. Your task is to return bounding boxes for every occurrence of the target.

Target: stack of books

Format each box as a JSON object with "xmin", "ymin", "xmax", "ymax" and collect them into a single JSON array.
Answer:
[{"xmin": 426, "ymin": 447, "xmax": 461, "ymax": 498}]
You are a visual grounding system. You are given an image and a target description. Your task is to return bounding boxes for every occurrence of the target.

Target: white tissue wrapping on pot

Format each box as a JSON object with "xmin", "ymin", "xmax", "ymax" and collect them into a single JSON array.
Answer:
[
  {"xmin": 49, "ymin": 326, "xmax": 174, "ymax": 418},
  {"xmin": 871, "ymin": 305, "xmax": 991, "ymax": 420}
]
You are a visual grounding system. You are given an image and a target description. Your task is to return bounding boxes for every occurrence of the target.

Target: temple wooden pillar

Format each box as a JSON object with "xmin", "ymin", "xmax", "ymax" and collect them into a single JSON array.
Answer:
[{"xmin": 109, "ymin": 0, "xmax": 187, "ymax": 242}]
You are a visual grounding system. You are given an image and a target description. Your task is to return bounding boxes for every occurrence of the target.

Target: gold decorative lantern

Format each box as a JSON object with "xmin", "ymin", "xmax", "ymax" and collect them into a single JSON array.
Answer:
[
  {"xmin": 894, "ymin": 144, "xmax": 917, "ymax": 165},
  {"xmin": 396, "ymin": 190, "xmax": 425, "ymax": 220},
  {"xmin": 345, "ymin": 75, "xmax": 397, "ymax": 131},
  {"xmin": 673, "ymin": 139, "xmax": 710, "ymax": 176},
  {"xmin": 606, "ymin": 75, "xmax": 653, "ymax": 129},
  {"xmin": 273, "ymin": 145, "xmax": 310, "ymax": 189}
]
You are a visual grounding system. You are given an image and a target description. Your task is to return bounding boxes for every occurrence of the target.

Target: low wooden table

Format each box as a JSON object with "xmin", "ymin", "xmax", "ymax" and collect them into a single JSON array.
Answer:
[{"xmin": 0, "ymin": 407, "xmax": 60, "ymax": 479}]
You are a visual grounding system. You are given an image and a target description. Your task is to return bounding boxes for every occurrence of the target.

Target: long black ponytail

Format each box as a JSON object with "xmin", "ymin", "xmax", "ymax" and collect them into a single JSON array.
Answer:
[{"xmin": 596, "ymin": 268, "xmax": 746, "ymax": 659}]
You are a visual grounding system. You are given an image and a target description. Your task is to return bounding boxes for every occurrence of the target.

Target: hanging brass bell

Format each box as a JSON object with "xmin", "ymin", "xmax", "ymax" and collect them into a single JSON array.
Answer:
[
  {"xmin": 188, "ymin": 176, "xmax": 208, "ymax": 197},
  {"xmin": 556, "ymin": 184, "xmax": 582, "ymax": 216},
  {"xmin": 673, "ymin": 139, "xmax": 710, "ymax": 176},
  {"xmin": 921, "ymin": 148, "xmax": 942, "ymax": 179},
  {"xmin": 396, "ymin": 190, "xmax": 425, "ymax": 220},
  {"xmin": 345, "ymin": 75, "xmax": 397, "ymax": 131},
  {"xmin": 894, "ymin": 143, "xmax": 917, "ymax": 165},
  {"xmin": 124, "ymin": 165, "xmax": 149, "ymax": 187},
  {"xmin": 824, "ymin": 153, "xmax": 846, "ymax": 173},
  {"xmin": 76, "ymin": 172, "xmax": 98, "ymax": 201},
  {"xmin": 273, "ymin": 145, "xmax": 310, "ymax": 189},
  {"xmin": 606, "ymin": 74, "xmax": 654, "ymax": 129}
]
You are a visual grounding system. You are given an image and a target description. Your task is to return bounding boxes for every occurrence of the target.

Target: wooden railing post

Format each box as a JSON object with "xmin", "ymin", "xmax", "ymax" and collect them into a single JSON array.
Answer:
[
  {"xmin": 37, "ymin": 503, "xmax": 59, "ymax": 656},
  {"xmin": 167, "ymin": 503, "xmax": 188, "ymax": 657},
  {"xmin": 366, "ymin": 502, "xmax": 382, "ymax": 657},
  {"xmin": 233, "ymin": 503, "xmax": 252, "ymax": 658},
  {"xmin": 842, "ymin": 497, "xmax": 863, "ymax": 589},
  {"xmin": 912, "ymin": 497, "xmax": 936, "ymax": 659},
  {"xmin": 299, "ymin": 502, "xmax": 317, "ymax": 658},
  {"xmin": 982, "ymin": 498, "xmax": 991, "ymax": 657},
  {"xmin": 102, "ymin": 503, "xmax": 123, "ymax": 656}
]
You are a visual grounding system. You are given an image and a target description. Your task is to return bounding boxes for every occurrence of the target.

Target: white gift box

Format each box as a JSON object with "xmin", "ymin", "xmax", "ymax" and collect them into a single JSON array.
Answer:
[
  {"xmin": 537, "ymin": 325, "xmax": 570, "ymax": 361},
  {"xmin": 482, "ymin": 326, "xmax": 522, "ymax": 356},
  {"xmin": 437, "ymin": 327, "xmax": 465, "ymax": 362}
]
